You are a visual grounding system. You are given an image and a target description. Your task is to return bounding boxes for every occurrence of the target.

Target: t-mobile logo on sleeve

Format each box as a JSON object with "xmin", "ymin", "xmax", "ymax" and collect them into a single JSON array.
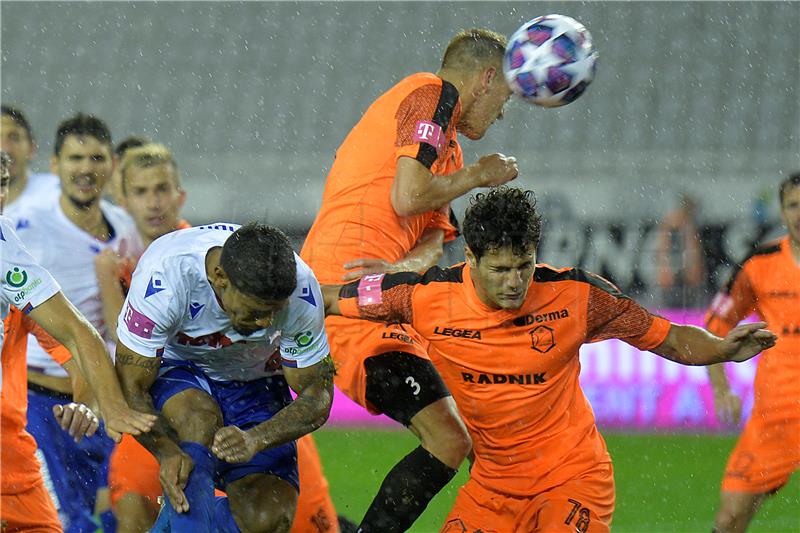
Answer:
[
  {"xmin": 413, "ymin": 120, "xmax": 445, "ymax": 153},
  {"xmin": 124, "ymin": 302, "xmax": 156, "ymax": 339}
]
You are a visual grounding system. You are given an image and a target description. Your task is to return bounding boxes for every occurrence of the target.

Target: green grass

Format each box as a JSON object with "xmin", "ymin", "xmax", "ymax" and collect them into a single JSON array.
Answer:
[{"xmin": 315, "ymin": 428, "xmax": 800, "ymax": 533}]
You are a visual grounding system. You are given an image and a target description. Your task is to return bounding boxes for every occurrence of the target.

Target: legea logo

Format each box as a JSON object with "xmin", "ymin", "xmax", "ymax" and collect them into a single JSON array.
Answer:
[{"xmin": 5, "ymin": 267, "xmax": 28, "ymax": 288}]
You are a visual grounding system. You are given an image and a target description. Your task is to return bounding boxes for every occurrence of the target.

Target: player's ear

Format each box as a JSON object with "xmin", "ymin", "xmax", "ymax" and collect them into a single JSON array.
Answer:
[
  {"xmin": 483, "ymin": 65, "xmax": 498, "ymax": 88},
  {"xmin": 210, "ymin": 265, "xmax": 228, "ymax": 289},
  {"xmin": 50, "ymin": 154, "xmax": 59, "ymax": 175},
  {"xmin": 465, "ymin": 246, "xmax": 478, "ymax": 268}
]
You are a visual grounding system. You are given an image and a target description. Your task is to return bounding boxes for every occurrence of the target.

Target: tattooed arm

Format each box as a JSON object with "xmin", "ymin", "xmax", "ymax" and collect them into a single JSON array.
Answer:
[{"xmin": 211, "ymin": 356, "xmax": 336, "ymax": 463}]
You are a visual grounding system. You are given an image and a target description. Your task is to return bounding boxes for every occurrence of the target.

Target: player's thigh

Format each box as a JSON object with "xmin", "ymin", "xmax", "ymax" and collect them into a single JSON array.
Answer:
[
  {"xmin": 524, "ymin": 463, "xmax": 615, "ymax": 533},
  {"xmin": 364, "ymin": 351, "xmax": 453, "ymax": 427},
  {"xmin": 226, "ymin": 472, "xmax": 298, "ymax": 532},
  {"xmin": 0, "ymin": 480, "xmax": 62, "ymax": 533},
  {"xmin": 151, "ymin": 364, "xmax": 223, "ymax": 443}
]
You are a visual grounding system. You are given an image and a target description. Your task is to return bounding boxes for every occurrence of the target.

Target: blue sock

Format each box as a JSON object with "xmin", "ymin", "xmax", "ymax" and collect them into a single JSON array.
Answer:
[
  {"xmin": 99, "ymin": 509, "xmax": 117, "ymax": 532},
  {"xmin": 150, "ymin": 499, "xmax": 173, "ymax": 533},
  {"xmin": 169, "ymin": 442, "xmax": 216, "ymax": 532},
  {"xmin": 213, "ymin": 496, "xmax": 240, "ymax": 532}
]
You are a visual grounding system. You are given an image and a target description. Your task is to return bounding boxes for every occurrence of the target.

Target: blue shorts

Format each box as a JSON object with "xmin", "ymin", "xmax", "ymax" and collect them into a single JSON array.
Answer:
[{"xmin": 149, "ymin": 360, "xmax": 299, "ymax": 490}]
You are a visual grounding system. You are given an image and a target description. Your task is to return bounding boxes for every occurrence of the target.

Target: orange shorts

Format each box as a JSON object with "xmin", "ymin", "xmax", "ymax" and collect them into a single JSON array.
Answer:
[
  {"xmin": 108, "ymin": 434, "xmax": 162, "ymax": 510},
  {"xmin": 442, "ymin": 463, "xmax": 615, "ymax": 533},
  {"xmin": 1, "ymin": 480, "xmax": 62, "ymax": 532},
  {"xmin": 291, "ymin": 434, "xmax": 339, "ymax": 533},
  {"xmin": 721, "ymin": 415, "xmax": 800, "ymax": 494},
  {"xmin": 325, "ymin": 314, "xmax": 428, "ymax": 413}
]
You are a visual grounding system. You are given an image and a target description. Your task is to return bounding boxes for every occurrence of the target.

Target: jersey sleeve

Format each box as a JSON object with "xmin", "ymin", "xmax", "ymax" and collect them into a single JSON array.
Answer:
[
  {"xmin": 21, "ymin": 312, "xmax": 72, "ymax": 365},
  {"xmin": 425, "ymin": 204, "xmax": 459, "ymax": 242},
  {"xmin": 278, "ymin": 274, "xmax": 330, "ymax": 369},
  {"xmin": 0, "ymin": 217, "xmax": 61, "ymax": 313},
  {"xmin": 116, "ymin": 259, "xmax": 185, "ymax": 358},
  {"xmin": 583, "ymin": 271, "xmax": 671, "ymax": 351},
  {"xmin": 704, "ymin": 263, "xmax": 758, "ymax": 337},
  {"xmin": 394, "ymin": 81, "xmax": 460, "ymax": 169}
]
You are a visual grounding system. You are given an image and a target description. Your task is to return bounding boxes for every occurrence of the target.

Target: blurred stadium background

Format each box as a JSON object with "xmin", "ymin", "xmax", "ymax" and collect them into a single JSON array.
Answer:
[{"xmin": 2, "ymin": 2, "xmax": 798, "ymax": 531}]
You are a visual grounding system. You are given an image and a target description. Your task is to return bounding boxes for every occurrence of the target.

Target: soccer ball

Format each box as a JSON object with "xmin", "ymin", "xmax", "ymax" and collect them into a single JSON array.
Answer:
[{"xmin": 504, "ymin": 14, "xmax": 598, "ymax": 108}]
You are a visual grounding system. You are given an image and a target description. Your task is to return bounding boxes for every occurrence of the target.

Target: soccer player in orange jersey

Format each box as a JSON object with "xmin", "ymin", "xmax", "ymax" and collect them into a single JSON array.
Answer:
[
  {"xmin": 322, "ymin": 187, "xmax": 777, "ymax": 533},
  {"xmin": 706, "ymin": 172, "xmax": 800, "ymax": 533},
  {"xmin": 98, "ymin": 144, "xmax": 348, "ymax": 533},
  {"xmin": 0, "ymin": 152, "xmax": 156, "ymax": 532},
  {"xmin": 300, "ymin": 28, "xmax": 518, "ymax": 532}
]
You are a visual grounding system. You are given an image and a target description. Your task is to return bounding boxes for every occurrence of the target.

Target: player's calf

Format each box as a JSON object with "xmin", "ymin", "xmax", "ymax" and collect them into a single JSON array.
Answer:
[{"xmin": 713, "ymin": 491, "xmax": 767, "ymax": 533}]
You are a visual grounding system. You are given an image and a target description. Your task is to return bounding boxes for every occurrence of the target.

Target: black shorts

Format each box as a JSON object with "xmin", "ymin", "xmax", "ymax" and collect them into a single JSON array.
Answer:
[{"xmin": 364, "ymin": 351, "xmax": 452, "ymax": 426}]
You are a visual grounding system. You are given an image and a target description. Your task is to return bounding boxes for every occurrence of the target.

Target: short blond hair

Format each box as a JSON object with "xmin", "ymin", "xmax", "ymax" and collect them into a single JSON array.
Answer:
[
  {"xmin": 120, "ymin": 143, "xmax": 181, "ymax": 194},
  {"xmin": 441, "ymin": 28, "xmax": 507, "ymax": 71}
]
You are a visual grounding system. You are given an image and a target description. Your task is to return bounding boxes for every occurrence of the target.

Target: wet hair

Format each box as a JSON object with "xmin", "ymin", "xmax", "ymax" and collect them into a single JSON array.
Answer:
[
  {"xmin": 779, "ymin": 172, "xmax": 800, "ymax": 205},
  {"xmin": 54, "ymin": 113, "xmax": 112, "ymax": 156},
  {"xmin": 1, "ymin": 105, "xmax": 34, "ymax": 142},
  {"xmin": 114, "ymin": 135, "xmax": 149, "ymax": 158},
  {"xmin": 221, "ymin": 223, "xmax": 297, "ymax": 301},
  {"xmin": 463, "ymin": 186, "xmax": 542, "ymax": 261},
  {"xmin": 120, "ymin": 143, "xmax": 181, "ymax": 195},
  {"xmin": 441, "ymin": 28, "xmax": 507, "ymax": 71}
]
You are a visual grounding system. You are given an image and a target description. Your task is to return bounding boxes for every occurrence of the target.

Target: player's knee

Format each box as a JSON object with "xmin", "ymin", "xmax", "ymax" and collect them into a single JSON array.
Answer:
[
  {"xmin": 233, "ymin": 505, "xmax": 294, "ymax": 533},
  {"xmin": 169, "ymin": 406, "xmax": 223, "ymax": 444}
]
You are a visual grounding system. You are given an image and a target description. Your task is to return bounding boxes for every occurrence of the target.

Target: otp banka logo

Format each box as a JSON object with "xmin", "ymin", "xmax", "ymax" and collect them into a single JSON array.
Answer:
[{"xmin": 5, "ymin": 267, "xmax": 28, "ymax": 288}]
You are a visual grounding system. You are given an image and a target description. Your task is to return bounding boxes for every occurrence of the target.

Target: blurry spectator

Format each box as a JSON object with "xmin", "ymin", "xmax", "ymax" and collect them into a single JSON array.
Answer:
[{"xmin": 655, "ymin": 193, "xmax": 706, "ymax": 308}]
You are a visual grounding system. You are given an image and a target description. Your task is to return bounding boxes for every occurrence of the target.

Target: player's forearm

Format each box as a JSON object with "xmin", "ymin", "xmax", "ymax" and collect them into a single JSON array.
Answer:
[
  {"xmin": 395, "ymin": 229, "xmax": 444, "ymax": 273},
  {"xmin": 66, "ymin": 326, "xmax": 130, "ymax": 412},
  {"xmin": 97, "ymin": 275, "xmax": 125, "ymax": 343},
  {"xmin": 121, "ymin": 382, "xmax": 182, "ymax": 458},
  {"xmin": 62, "ymin": 359, "xmax": 100, "ymax": 413},
  {"xmin": 248, "ymin": 382, "xmax": 333, "ymax": 451},
  {"xmin": 707, "ymin": 363, "xmax": 732, "ymax": 393},
  {"xmin": 652, "ymin": 324, "xmax": 727, "ymax": 365},
  {"xmin": 393, "ymin": 166, "xmax": 482, "ymax": 216}
]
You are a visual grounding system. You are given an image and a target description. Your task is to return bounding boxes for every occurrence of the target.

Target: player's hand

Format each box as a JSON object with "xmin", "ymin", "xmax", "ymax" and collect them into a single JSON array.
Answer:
[
  {"xmin": 212, "ymin": 425, "xmax": 261, "ymax": 463},
  {"xmin": 712, "ymin": 388, "xmax": 742, "ymax": 426},
  {"xmin": 342, "ymin": 258, "xmax": 398, "ymax": 281},
  {"xmin": 99, "ymin": 401, "xmax": 158, "ymax": 443},
  {"xmin": 475, "ymin": 153, "xmax": 518, "ymax": 187},
  {"xmin": 717, "ymin": 322, "xmax": 777, "ymax": 363},
  {"xmin": 159, "ymin": 449, "xmax": 193, "ymax": 513},
  {"xmin": 53, "ymin": 402, "xmax": 99, "ymax": 443}
]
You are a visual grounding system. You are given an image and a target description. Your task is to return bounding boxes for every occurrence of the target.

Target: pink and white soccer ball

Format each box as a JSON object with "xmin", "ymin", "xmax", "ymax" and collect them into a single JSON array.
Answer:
[{"xmin": 504, "ymin": 14, "xmax": 599, "ymax": 108}]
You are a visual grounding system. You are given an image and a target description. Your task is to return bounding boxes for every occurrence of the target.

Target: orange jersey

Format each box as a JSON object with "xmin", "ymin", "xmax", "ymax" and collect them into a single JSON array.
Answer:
[
  {"xmin": 301, "ymin": 72, "xmax": 462, "ymax": 283},
  {"xmin": 706, "ymin": 237, "xmax": 800, "ymax": 420},
  {"xmin": 2, "ymin": 308, "xmax": 70, "ymax": 494},
  {"xmin": 338, "ymin": 264, "xmax": 671, "ymax": 496}
]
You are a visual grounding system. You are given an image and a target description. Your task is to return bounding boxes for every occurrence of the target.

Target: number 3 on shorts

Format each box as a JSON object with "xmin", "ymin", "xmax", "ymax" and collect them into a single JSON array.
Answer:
[{"xmin": 405, "ymin": 376, "xmax": 421, "ymax": 396}]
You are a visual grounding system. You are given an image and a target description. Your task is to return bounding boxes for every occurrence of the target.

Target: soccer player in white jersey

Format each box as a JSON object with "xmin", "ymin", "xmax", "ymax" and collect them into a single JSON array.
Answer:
[
  {"xmin": 0, "ymin": 151, "xmax": 156, "ymax": 532},
  {"xmin": 115, "ymin": 222, "xmax": 335, "ymax": 531},
  {"xmin": 0, "ymin": 105, "xmax": 60, "ymax": 217},
  {"xmin": 12, "ymin": 114, "xmax": 143, "ymax": 532}
]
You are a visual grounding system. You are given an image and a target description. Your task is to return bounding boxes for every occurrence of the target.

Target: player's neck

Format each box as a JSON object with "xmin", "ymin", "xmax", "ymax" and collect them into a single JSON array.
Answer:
[
  {"xmin": 436, "ymin": 68, "xmax": 471, "ymax": 108},
  {"xmin": 59, "ymin": 194, "xmax": 110, "ymax": 241},
  {"xmin": 789, "ymin": 237, "xmax": 800, "ymax": 265},
  {"xmin": 5, "ymin": 173, "xmax": 28, "ymax": 206}
]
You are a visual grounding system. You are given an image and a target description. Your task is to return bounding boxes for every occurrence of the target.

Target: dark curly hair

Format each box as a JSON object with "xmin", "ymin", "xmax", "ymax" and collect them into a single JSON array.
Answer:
[
  {"xmin": 54, "ymin": 113, "xmax": 112, "ymax": 156},
  {"xmin": 779, "ymin": 171, "xmax": 800, "ymax": 206},
  {"xmin": 221, "ymin": 223, "xmax": 297, "ymax": 302},
  {"xmin": 463, "ymin": 187, "xmax": 542, "ymax": 261}
]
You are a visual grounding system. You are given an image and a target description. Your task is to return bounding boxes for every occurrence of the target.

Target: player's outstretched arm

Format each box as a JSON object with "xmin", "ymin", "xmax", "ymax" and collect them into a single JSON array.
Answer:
[
  {"xmin": 343, "ymin": 228, "xmax": 444, "ymax": 281},
  {"xmin": 651, "ymin": 322, "xmax": 777, "ymax": 366},
  {"xmin": 391, "ymin": 154, "xmax": 518, "ymax": 216},
  {"xmin": 212, "ymin": 356, "xmax": 336, "ymax": 463},
  {"xmin": 321, "ymin": 285, "xmax": 343, "ymax": 316},
  {"xmin": 27, "ymin": 293, "xmax": 157, "ymax": 440}
]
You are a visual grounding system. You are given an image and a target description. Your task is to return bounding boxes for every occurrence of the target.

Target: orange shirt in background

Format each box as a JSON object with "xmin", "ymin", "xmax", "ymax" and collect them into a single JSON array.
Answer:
[{"xmin": 338, "ymin": 263, "xmax": 671, "ymax": 496}]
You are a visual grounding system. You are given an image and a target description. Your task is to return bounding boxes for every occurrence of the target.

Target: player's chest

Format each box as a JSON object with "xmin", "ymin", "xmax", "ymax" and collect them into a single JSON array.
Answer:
[
  {"xmin": 751, "ymin": 264, "xmax": 800, "ymax": 324},
  {"xmin": 421, "ymin": 306, "xmax": 584, "ymax": 376}
]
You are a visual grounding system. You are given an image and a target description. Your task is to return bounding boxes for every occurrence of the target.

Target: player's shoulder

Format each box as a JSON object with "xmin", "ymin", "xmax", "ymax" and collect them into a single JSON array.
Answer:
[
  {"xmin": 742, "ymin": 237, "xmax": 784, "ymax": 265},
  {"xmin": 534, "ymin": 264, "xmax": 625, "ymax": 297}
]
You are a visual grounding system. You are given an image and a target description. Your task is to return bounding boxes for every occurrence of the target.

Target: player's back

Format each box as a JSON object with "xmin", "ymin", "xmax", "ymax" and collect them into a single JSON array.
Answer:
[{"xmin": 301, "ymin": 72, "xmax": 462, "ymax": 284}]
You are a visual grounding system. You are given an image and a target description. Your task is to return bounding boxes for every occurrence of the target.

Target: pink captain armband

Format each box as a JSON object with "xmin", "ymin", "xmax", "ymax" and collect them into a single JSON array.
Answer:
[{"xmin": 357, "ymin": 274, "xmax": 385, "ymax": 306}]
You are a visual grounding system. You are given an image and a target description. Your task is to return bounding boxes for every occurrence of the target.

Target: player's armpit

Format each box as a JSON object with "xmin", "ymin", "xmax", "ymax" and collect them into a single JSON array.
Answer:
[{"xmin": 222, "ymin": 356, "xmax": 335, "ymax": 461}]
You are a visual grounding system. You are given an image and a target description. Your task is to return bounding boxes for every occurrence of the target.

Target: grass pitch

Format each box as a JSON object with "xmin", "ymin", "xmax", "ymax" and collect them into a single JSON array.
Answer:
[{"xmin": 315, "ymin": 428, "xmax": 800, "ymax": 533}]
